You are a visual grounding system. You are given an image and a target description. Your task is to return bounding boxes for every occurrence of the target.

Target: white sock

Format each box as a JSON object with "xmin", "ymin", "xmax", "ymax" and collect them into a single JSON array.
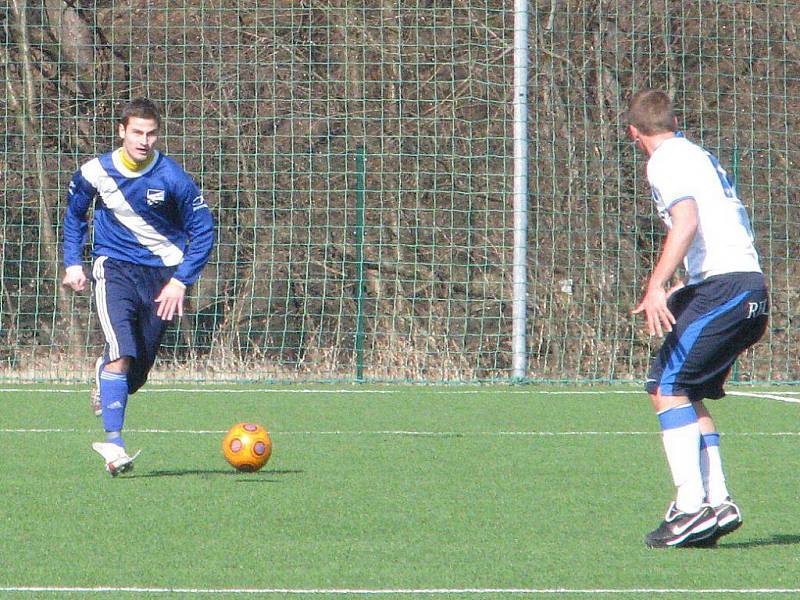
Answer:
[
  {"xmin": 658, "ymin": 403, "xmax": 705, "ymax": 513},
  {"xmin": 700, "ymin": 432, "xmax": 730, "ymax": 506}
]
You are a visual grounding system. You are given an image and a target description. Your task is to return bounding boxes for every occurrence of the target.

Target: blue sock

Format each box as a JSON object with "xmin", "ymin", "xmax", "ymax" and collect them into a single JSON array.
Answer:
[
  {"xmin": 106, "ymin": 431, "xmax": 125, "ymax": 448},
  {"xmin": 700, "ymin": 432, "xmax": 721, "ymax": 450},
  {"xmin": 100, "ymin": 369, "xmax": 129, "ymax": 448}
]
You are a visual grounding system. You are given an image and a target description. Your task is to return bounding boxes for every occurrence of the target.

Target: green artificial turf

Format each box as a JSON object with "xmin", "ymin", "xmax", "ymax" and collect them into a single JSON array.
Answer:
[{"xmin": 0, "ymin": 384, "xmax": 797, "ymax": 599}]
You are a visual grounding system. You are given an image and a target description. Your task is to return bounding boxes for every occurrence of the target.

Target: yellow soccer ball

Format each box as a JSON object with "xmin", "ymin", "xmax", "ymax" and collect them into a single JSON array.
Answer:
[{"xmin": 222, "ymin": 422, "xmax": 272, "ymax": 472}]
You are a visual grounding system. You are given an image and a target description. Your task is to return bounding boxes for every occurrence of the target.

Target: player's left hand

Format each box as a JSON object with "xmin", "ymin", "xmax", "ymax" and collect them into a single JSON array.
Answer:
[
  {"xmin": 155, "ymin": 278, "xmax": 186, "ymax": 321},
  {"xmin": 62, "ymin": 265, "xmax": 87, "ymax": 292},
  {"xmin": 633, "ymin": 286, "xmax": 676, "ymax": 338}
]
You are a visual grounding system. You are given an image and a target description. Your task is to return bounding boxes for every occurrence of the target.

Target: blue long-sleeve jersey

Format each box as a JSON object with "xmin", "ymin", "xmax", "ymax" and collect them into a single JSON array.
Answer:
[{"xmin": 63, "ymin": 148, "xmax": 214, "ymax": 286}]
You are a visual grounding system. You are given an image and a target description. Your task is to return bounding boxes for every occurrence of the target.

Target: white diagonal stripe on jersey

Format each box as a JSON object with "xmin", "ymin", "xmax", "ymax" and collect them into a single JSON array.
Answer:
[{"xmin": 81, "ymin": 157, "xmax": 184, "ymax": 266}]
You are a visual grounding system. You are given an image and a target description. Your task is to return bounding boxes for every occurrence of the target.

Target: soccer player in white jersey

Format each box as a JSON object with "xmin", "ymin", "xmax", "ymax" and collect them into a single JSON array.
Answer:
[
  {"xmin": 62, "ymin": 98, "xmax": 214, "ymax": 476},
  {"xmin": 627, "ymin": 89, "xmax": 768, "ymax": 547}
]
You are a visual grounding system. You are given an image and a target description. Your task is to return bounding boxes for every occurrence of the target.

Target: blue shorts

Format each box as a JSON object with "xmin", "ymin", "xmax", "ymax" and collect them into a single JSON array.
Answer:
[
  {"xmin": 92, "ymin": 256, "xmax": 176, "ymax": 393},
  {"xmin": 646, "ymin": 272, "xmax": 768, "ymax": 401}
]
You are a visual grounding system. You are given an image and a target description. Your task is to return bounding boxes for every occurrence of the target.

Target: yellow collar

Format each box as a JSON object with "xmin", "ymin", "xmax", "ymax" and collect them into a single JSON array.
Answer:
[{"xmin": 118, "ymin": 148, "xmax": 154, "ymax": 172}]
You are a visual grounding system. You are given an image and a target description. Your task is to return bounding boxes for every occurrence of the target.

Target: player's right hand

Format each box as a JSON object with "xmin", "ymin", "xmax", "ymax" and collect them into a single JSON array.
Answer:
[
  {"xmin": 62, "ymin": 265, "xmax": 87, "ymax": 292},
  {"xmin": 632, "ymin": 286, "xmax": 676, "ymax": 338}
]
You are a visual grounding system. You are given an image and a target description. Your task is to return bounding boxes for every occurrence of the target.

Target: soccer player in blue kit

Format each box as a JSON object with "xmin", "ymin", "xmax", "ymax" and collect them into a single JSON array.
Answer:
[
  {"xmin": 62, "ymin": 98, "xmax": 214, "ymax": 476},
  {"xmin": 627, "ymin": 90, "xmax": 768, "ymax": 547}
]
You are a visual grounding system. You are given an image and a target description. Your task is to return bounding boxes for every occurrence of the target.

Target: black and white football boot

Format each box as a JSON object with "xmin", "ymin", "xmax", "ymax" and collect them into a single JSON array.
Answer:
[
  {"xmin": 686, "ymin": 498, "xmax": 742, "ymax": 547},
  {"xmin": 645, "ymin": 502, "xmax": 718, "ymax": 548}
]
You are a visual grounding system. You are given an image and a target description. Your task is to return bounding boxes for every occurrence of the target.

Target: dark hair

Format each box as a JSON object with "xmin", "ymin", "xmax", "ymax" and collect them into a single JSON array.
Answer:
[
  {"xmin": 119, "ymin": 98, "xmax": 161, "ymax": 128},
  {"xmin": 626, "ymin": 89, "xmax": 677, "ymax": 135}
]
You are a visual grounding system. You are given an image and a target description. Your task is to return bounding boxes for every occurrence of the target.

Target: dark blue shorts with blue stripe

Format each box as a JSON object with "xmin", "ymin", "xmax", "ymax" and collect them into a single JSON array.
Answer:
[{"xmin": 646, "ymin": 271, "xmax": 768, "ymax": 401}]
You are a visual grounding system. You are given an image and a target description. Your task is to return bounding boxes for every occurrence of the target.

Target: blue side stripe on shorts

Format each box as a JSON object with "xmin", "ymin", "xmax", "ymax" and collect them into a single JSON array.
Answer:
[{"xmin": 659, "ymin": 291, "xmax": 750, "ymax": 396}]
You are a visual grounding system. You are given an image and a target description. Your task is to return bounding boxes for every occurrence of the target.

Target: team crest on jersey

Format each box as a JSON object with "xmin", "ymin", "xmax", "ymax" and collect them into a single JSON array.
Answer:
[
  {"xmin": 146, "ymin": 189, "xmax": 166, "ymax": 206},
  {"xmin": 192, "ymin": 195, "xmax": 208, "ymax": 211}
]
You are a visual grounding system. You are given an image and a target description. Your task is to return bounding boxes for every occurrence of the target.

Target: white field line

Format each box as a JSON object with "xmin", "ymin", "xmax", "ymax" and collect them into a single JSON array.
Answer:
[
  {"xmin": 727, "ymin": 390, "xmax": 800, "ymax": 403},
  {"xmin": 0, "ymin": 388, "xmax": 795, "ymax": 437},
  {"xmin": 1, "ymin": 427, "xmax": 798, "ymax": 437},
  {"xmin": 1, "ymin": 387, "xmax": 799, "ymax": 401},
  {"xmin": 0, "ymin": 386, "xmax": 799, "ymax": 397},
  {"xmin": 1, "ymin": 587, "xmax": 800, "ymax": 595},
  {"xmin": 0, "ymin": 388, "xmax": 404, "ymax": 394},
  {"xmin": 0, "ymin": 388, "xmax": 642, "ymax": 395}
]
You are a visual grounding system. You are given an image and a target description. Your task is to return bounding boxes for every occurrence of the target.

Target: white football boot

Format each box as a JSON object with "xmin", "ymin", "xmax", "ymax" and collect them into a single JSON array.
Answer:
[
  {"xmin": 90, "ymin": 357, "xmax": 103, "ymax": 417},
  {"xmin": 92, "ymin": 442, "xmax": 141, "ymax": 477}
]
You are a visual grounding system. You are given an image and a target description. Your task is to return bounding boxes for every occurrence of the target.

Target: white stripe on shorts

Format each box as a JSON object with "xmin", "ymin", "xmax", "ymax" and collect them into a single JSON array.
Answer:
[{"xmin": 92, "ymin": 256, "xmax": 120, "ymax": 360}]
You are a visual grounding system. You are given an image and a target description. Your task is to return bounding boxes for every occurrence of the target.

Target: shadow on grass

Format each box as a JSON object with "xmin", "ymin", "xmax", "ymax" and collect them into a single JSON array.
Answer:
[
  {"xmin": 718, "ymin": 534, "xmax": 800, "ymax": 549},
  {"xmin": 133, "ymin": 468, "xmax": 304, "ymax": 481}
]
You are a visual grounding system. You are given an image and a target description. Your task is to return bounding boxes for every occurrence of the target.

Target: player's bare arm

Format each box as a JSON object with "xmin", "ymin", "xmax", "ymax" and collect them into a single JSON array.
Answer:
[{"xmin": 633, "ymin": 198, "xmax": 698, "ymax": 337}]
